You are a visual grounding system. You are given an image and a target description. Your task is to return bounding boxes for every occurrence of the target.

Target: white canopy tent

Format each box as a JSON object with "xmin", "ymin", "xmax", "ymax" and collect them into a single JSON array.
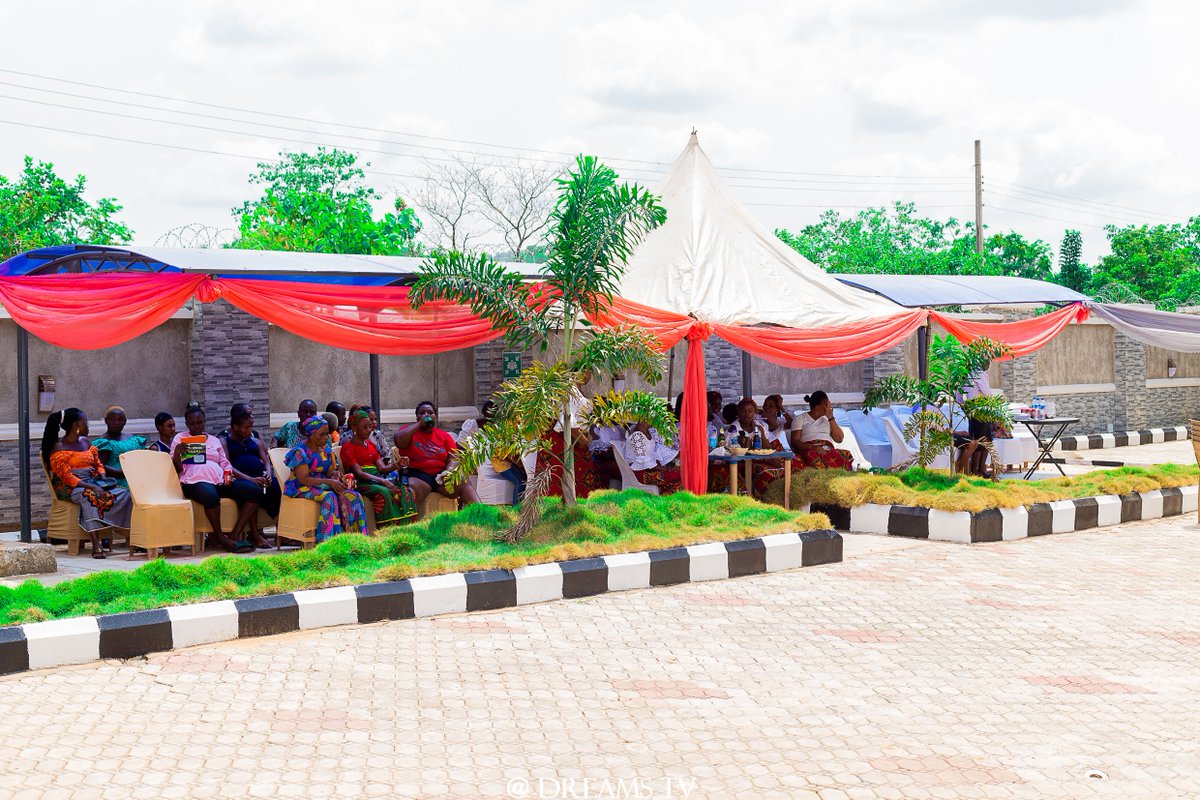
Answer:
[{"xmin": 616, "ymin": 133, "xmax": 903, "ymax": 327}]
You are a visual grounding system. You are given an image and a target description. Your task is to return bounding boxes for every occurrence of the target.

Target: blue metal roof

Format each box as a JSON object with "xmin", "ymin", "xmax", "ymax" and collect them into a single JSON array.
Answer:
[
  {"xmin": 836, "ymin": 274, "xmax": 1090, "ymax": 307},
  {"xmin": 0, "ymin": 244, "xmax": 542, "ymax": 285}
]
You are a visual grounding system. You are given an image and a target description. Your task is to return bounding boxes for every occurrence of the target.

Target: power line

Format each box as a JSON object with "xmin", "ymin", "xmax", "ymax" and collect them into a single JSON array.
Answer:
[
  {"xmin": 986, "ymin": 189, "xmax": 1167, "ymax": 225},
  {"xmin": 986, "ymin": 204, "xmax": 1108, "ymax": 230},
  {"xmin": 746, "ymin": 203, "xmax": 972, "ymax": 209},
  {"xmin": 0, "ymin": 67, "xmax": 996, "ymax": 183},
  {"xmin": 989, "ymin": 179, "xmax": 1185, "ymax": 221},
  {"xmin": 0, "ymin": 118, "xmax": 423, "ymax": 182}
]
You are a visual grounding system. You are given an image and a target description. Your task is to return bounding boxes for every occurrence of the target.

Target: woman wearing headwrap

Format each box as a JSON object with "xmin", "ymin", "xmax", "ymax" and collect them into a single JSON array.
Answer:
[
  {"xmin": 91, "ymin": 406, "xmax": 147, "ymax": 487},
  {"xmin": 41, "ymin": 407, "xmax": 134, "ymax": 558},
  {"xmin": 283, "ymin": 413, "xmax": 368, "ymax": 541},
  {"xmin": 340, "ymin": 409, "xmax": 417, "ymax": 527}
]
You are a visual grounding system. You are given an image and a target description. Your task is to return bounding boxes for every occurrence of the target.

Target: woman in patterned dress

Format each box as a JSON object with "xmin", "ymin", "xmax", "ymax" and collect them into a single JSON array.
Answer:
[
  {"xmin": 41, "ymin": 408, "xmax": 133, "ymax": 558},
  {"xmin": 284, "ymin": 414, "xmax": 368, "ymax": 542},
  {"xmin": 789, "ymin": 391, "xmax": 854, "ymax": 471}
]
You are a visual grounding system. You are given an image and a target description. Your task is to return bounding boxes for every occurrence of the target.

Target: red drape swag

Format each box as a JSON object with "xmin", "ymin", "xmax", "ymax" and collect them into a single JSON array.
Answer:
[
  {"xmin": 213, "ymin": 278, "xmax": 503, "ymax": 355},
  {"xmin": 0, "ymin": 273, "xmax": 209, "ymax": 349},
  {"xmin": 930, "ymin": 303, "xmax": 1088, "ymax": 360},
  {"xmin": 713, "ymin": 310, "xmax": 929, "ymax": 369}
]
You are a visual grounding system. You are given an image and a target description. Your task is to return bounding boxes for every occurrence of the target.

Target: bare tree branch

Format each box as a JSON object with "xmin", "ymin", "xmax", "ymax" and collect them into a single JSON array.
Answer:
[
  {"xmin": 411, "ymin": 156, "xmax": 482, "ymax": 252},
  {"xmin": 470, "ymin": 157, "xmax": 563, "ymax": 260}
]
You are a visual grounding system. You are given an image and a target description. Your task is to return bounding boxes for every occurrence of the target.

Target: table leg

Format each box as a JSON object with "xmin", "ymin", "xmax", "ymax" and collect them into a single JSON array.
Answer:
[
  {"xmin": 1042, "ymin": 423, "xmax": 1071, "ymax": 477},
  {"xmin": 783, "ymin": 458, "xmax": 792, "ymax": 510},
  {"xmin": 729, "ymin": 462, "xmax": 737, "ymax": 496},
  {"xmin": 744, "ymin": 461, "xmax": 753, "ymax": 496}
]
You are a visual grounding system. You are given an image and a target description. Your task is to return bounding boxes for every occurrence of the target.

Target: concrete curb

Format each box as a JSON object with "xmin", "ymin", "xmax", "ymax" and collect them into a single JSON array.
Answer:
[
  {"xmin": 1054, "ymin": 425, "xmax": 1187, "ymax": 451},
  {"xmin": 0, "ymin": 529, "xmax": 842, "ymax": 677},
  {"xmin": 805, "ymin": 484, "xmax": 1197, "ymax": 543}
]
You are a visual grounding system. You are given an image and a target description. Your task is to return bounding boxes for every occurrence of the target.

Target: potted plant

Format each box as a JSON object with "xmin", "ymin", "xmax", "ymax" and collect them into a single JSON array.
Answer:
[
  {"xmin": 1168, "ymin": 358, "xmax": 1178, "ymax": 378},
  {"xmin": 863, "ymin": 335, "xmax": 1014, "ymax": 477}
]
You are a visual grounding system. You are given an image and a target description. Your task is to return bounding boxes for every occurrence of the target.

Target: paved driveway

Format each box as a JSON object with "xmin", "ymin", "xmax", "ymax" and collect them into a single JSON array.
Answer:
[{"xmin": 2, "ymin": 518, "xmax": 1197, "ymax": 799}]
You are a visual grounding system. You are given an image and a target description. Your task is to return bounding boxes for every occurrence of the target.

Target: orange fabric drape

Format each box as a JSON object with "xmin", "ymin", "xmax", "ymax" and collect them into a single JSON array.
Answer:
[
  {"xmin": 681, "ymin": 322, "xmax": 713, "ymax": 494},
  {"xmin": 713, "ymin": 309, "xmax": 930, "ymax": 369},
  {"xmin": 0, "ymin": 273, "xmax": 207, "ymax": 349},
  {"xmin": 930, "ymin": 303, "xmax": 1088, "ymax": 359},
  {"xmin": 588, "ymin": 296, "xmax": 695, "ymax": 350},
  {"xmin": 212, "ymin": 278, "xmax": 503, "ymax": 355}
]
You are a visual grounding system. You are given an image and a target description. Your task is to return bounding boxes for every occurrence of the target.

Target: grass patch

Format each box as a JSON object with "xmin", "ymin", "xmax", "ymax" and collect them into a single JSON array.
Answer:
[
  {"xmin": 0, "ymin": 490, "xmax": 827, "ymax": 627},
  {"xmin": 762, "ymin": 463, "xmax": 1200, "ymax": 513}
]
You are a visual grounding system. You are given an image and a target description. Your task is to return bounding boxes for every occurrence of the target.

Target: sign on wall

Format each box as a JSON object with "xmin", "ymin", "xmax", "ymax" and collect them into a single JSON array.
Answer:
[{"xmin": 502, "ymin": 351, "xmax": 523, "ymax": 380}]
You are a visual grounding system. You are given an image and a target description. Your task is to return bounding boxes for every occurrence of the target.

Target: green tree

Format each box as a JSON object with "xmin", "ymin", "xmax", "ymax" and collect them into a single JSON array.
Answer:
[
  {"xmin": 776, "ymin": 201, "xmax": 1053, "ymax": 281},
  {"xmin": 863, "ymin": 336, "xmax": 1013, "ymax": 475},
  {"xmin": 411, "ymin": 156, "xmax": 672, "ymax": 537},
  {"xmin": 0, "ymin": 156, "xmax": 132, "ymax": 260},
  {"xmin": 1054, "ymin": 229, "xmax": 1090, "ymax": 293},
  {"xmin": 231, "ymin": 147, "xmax": 422, "ymax": 254},
  {"xmin": 1091, "ymin": 219, "xmax": 1200, "ymax": 306}
]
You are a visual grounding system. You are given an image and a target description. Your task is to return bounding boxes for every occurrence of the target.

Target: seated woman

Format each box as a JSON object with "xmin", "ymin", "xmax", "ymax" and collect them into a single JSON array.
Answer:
[
  {"xmin": 41, "ymin": 408, "xmax": 134, "ymax": 559},
  {"xmin": 146, "ymin": 412, "xmax": 175, "ymax": 453},
  {"xmin": 394, "ymin": 401, "xmax": 481, "ymax": 512},
  {"xmin": 92, "ymin": 406, "xmax": 147, "ymax": 487},
  {"xmin": 761, "ymin": 394, "xmax": 794, "ymax": 448},
  {"xmin": 789, "ymin": 391, "xmax": 854, "ymax": 471},
  {"xmin": 220, "ymin": 408, "xmax": 280, "ymax": 544},
  {"xmin": 463, "ymin": 401, "xmax": 528, "ymax": 506},
  {"xmin": 284, "ymin": 414, "xmax": 368, "ymax": 541},
  {"xmin": 706, "ymin": 391, "xmax": 724, "ymax": 429},
  {"xmin": 360, "ymin": 405, "xmax": 391, "ymax": 458},
  {"xmin": 171, "ymin": 404, "xmax": 264, "ymax": 552},
  {"xmin": 341, "ymin": 409, "xmax": 417, "ymax": 527},
  {"xmin": 622, "ymin": 421, "xmax": 681, "ymax": 493},
  {"xmin": 534, "ymin": 375, "xmax": 605, "ymax": 499},
  {"xmin": 727, "ymin": 398, "xmax": 770, "ymax": 447}
]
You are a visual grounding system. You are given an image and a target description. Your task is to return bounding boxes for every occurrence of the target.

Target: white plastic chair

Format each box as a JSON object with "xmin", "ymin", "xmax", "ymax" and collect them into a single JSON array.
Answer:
[
  {"xmin": 612, "ymin": 449, "xmax": 660, "ymax": 495},
  {"xmin": 835, "ymin": 425, "xmax": 872, "ymax": 470},
  {"xmin": 883, "ymin": 417, "xmax": 950, "ymax": 469}
]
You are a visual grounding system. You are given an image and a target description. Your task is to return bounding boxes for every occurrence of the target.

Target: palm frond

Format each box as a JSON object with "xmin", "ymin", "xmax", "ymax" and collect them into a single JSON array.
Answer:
[
  {"xmin": 961, "ymin": 394, "xmax": 1014, "ymax": 426},
  {"xmin": 543, "ymin": 156, "xmax": 666, "ymax": 318},
  {"xmin": 410, "ymin": 249, "xmax": 551, "ymax": 347},
  {"xmin": 582, "ymin": 391, "xmax": 679, "ymax": 445},
  {"xmin": 863, "ymin": 375, "xmax": 923, "ymax": 408},
  {"xmin": 570, "ymin": 326, "xmax": 665, "ymax": 384}
]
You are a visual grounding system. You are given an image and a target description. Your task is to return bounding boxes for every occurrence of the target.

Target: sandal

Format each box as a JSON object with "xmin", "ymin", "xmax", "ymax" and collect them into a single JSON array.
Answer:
[{"xmin": 92, "ymin": 550, "xmax": 106, "ymax": 560}]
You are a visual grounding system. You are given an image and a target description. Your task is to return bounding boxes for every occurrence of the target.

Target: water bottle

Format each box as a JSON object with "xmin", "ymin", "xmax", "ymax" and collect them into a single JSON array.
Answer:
[{"xmin": 753, "ymin": 429, "xmax": 762, "ymax": 450}]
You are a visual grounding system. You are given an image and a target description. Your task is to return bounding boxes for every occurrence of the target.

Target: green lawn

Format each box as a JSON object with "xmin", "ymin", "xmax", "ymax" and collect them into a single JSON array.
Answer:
[
  {"xmin": 762, "ymin": 464, "xmax": 1200, "ymax": 513},
  {"xmin": 0, "ymin": 490, "xmax": 828, "ymax": 626}
]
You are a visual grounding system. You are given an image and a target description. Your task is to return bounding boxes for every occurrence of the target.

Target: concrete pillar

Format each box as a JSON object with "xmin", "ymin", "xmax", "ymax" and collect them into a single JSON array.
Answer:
[
  {"xmin": 189, "ymin": 300, "xmax": 270, "ymax": 419},
  {"xmin": 1113, "ymin": 329, "xmax": 1147, "ymax": 431},
  {"xmin": 703, "ymin": 337, "xmax": 743, "ymax": 400}
]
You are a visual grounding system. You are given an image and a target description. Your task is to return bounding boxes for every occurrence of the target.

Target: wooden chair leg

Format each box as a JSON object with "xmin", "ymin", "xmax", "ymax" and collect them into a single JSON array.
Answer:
[{"xmin": 67, "ymin": 539, "xmax": 80, "ymax": 556}]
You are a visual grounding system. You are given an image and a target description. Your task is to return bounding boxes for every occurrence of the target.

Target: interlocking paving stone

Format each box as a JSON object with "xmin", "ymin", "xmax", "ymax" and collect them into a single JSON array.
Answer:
[{"xmin": 2, "ymin": 515, "xmax": 1199, "ymax": 798}]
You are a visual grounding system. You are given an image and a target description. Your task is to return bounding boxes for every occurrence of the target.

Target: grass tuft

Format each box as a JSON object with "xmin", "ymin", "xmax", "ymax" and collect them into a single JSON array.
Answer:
[
  {"xmin": 761, "ymin": 463, "xmax": 1200, "ymax": 513},
  {"xmin": 1, "ymin": 490, "xmax": 823, "ymax": 626}
]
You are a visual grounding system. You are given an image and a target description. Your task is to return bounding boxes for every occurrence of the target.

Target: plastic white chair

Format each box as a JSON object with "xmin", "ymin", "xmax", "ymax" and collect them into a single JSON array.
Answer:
[
  {"xmin": 268, "ymin": 447, "xmax": 319, "ymax": 549},
  {"xmin": 835, "ymin": 426, "xmax": 872, "ymax": 471},
  {"xmin": 120, "ymin": 450, "xmax": 199, "ymax": 558},
  {"xmin": 841, "ymin": 408, "xmax": 891, "ymax": 469},
  {"xmin": 883, "ymin": 417, "xmax": 950, "ymax": 469},
  {"xmin": 612, "ymin": 449, "xmax": 660, "ymax": 495}
]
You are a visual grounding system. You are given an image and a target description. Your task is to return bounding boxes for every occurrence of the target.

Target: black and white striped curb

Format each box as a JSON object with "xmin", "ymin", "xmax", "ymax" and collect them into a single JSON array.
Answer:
[
  {"xmin": 1054, "ymin": 425, "xmax": 1187, "ymax": 451},
  {"xmin": 0, "ymin": 530, "xmax": 841, "ymax": 677},
  {"xmin": 805, "ymin": 484, "xmax": 1197, "ymax": 544}
]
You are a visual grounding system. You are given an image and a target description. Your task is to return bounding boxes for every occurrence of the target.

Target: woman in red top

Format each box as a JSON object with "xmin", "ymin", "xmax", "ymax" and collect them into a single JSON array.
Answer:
[
  {"xmin": 341, "ymin": 410, "xmax": 417, "ymax": 526},
  {"xmin": 393, "ymin": 401, "xmax": 480, "ymax": 513}
]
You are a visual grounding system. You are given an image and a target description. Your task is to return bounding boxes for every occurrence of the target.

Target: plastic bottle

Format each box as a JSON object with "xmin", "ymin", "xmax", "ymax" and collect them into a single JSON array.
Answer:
[{"xmin": 753, "ymin": 429, "xmax": 762, "ymax": 450}]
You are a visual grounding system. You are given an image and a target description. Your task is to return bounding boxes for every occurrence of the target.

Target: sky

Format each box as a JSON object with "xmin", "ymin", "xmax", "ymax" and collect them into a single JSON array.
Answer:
[{"xmin": 1, "ymin": 0, "xmax": 1195, "ymax": 263}]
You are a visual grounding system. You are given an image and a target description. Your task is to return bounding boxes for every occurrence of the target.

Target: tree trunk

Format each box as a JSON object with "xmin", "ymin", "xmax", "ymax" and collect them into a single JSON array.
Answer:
[{"xmin": 559, "ymin": 312, "xmax": 578, "ymax": 506}]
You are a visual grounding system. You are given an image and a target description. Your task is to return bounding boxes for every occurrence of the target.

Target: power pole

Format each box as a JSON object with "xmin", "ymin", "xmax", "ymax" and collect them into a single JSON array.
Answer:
[{"xmin": 974, "ymin": 139, "xmax": 984, "ymax": 254}]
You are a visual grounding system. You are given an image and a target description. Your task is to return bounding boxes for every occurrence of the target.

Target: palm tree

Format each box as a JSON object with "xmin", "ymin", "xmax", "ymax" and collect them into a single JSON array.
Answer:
[
  {"xmin": 863, "ymin": 335, "xmax": 1013, "ymax": 476},
  {"xmin": 410, "ymin": 155, "xmax": 674, "ymax": 539}
]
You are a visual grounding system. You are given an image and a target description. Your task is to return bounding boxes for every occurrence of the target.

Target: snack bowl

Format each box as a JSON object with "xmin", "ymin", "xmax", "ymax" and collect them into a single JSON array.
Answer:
[
  {"xmin": 749, "ymin": 448, "xmax": 775, "ymax": 456},
  {"xmin": 727, "ymin": 447, "xmax": 748, "ymax": 456}
]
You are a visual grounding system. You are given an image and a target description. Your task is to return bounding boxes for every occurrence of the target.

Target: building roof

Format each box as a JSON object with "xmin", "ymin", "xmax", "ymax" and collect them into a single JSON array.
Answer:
[{"xmin": 834, "ymin": 274, "xmax": 1090, "ymax": 308}]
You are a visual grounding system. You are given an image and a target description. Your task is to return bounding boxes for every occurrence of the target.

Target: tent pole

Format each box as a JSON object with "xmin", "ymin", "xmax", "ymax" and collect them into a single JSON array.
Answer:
[
  {"xmin": 917, "ymin": 324, "xmax": 930, "ymax": 381},
  {"xmin": 666, "ymin": 348, "xmax": 676, "ymax": 402},
  {"xmin": 17, "ymin": 326, "xmax": 32, "ymax": 543},
  {"xmin": 369, "ymin": 354, "xmax": 381, "ymax": 415},
  {"xmin": 740, "ymin": 350, "xmax": 752, "ymax": 399}
]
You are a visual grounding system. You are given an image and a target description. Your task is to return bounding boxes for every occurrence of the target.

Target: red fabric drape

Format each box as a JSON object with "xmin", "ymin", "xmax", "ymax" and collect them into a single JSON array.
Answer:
[
  {"xmin": 588, "ymin": 296, "xmax": 694, "ymax": 350},
  {"xmin": 930, "ymin": 303, "xmax": 1088, "ymax": 359},
  {"xmin": 0, "ymin": 273, "xmax": 206, "ymax": 349},
  {"xmin": 713, "ymin": 309, "xmax": 929, "ymax": 369},
  {"xmin": 681, "ymin": 322, "xmax": 713, "ymax": 494},
  {"xmin": 212, "ymin": 278, "xmax": 502, "ymax": 355}
]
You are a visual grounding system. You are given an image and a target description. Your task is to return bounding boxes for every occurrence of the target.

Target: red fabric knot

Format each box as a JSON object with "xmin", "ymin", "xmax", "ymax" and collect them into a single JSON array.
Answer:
[
  {"xmin": 194, "ymin": 276, "xmax": 223, "ymax": 303},
  {"xmin": 686, "ymin": 320, "xmax": 713, "ymax": 342}
]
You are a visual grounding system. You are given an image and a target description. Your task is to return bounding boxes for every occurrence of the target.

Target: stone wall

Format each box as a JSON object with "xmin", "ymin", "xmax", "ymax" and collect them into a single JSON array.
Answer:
[{"xmin": 191, "ymin": 301, "xmax": 270, "ymax": 418}]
